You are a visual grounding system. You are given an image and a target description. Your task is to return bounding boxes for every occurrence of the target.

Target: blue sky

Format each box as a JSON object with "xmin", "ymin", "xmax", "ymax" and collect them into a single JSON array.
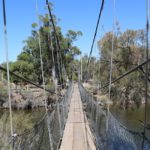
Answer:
[{"xmin": 0, "ymin": 0, "xmax": 147, "ymax": 63}]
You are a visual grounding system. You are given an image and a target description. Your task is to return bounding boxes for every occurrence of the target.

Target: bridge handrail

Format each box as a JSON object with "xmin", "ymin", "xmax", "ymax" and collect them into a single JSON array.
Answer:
[
  {"xmin": 78, "ymin": 82, "xmax": 150, "ymax": 150},
  {"xmin": 12, "ymin": 82, "xmax": 73, "ymax": 150}
]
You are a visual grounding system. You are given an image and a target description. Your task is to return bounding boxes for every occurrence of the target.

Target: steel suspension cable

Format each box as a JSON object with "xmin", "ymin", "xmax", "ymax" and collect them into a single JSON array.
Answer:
[
  {"xmin": 98, "ymin": 58, "xmax": 101, "ymax": 95},
  {"xmin": 2, "ymin": 0, "xmax": 14, "ymax": 148},
  {"xmin": 47, "ymin": 13, "xmax": 62, "ymax": 142},
  {"xmin": 91, "ymin": 38, "xmax": 96, "ymax": 89},
  {"xmin": 98, "ymin": 58, "xmax": 150, "ymax": 92},
  {"xmin": 36, "ymin": 1, "xmax": 53, "ymax": 149},
  {"xmin": 142, "ymin": 0, "xmax": 149, "ymax": 149},
  {"xmin": 94, "ymin": 36, "xmax": 101, "ymax": 94},
  {"xmin": 108, "ymin": 0, "xmax": 116, "ymax": 115},
  {"xmin": 106, "ymin": 3, "xmax": 116, "ymax": 146},
  {"xmin": 144, "ymin": 0, "xmax": 149, "ymax": 133},
  {"xmin": 49, "ymin": 29, "xmax": 57, "ymax": 90},
  {"xmin": 86, "ymin": 0, "xmax": 105, "ymax": 68},
  {"xmin": 45, "ymin": 2, "xmax": 64, "ymax": 144},
  {"xmin": 49, "ymin": 29, "xmax": 56, "ymax": 84},
  {"xmin": 36, "ymin": 0, "xmax": 47, "ymax": 111},
  {"xmin": 98, "ymin": 24, "xmax": 105, "ymax": 95},
  {"xmin": 0, "ymin": 65, "xmax": 62, "ymax": 96},
  {"xmin": 46, "ymin": 0, "xmax": 64, "ymax": 86},
  {"xmin": 45, "ymin": 2, "xmax": 56, "ymax": 72}
]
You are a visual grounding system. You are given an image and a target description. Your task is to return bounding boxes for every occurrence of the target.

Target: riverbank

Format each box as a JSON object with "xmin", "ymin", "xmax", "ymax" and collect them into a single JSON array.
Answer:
[
  {"xmin": 0, "ymin": 81, "xmax": 57, "ymax": 109},
  {"xmin": 0, "ymin": 79, "xmax": 69, "ymax": 110},
  {"xmin": 83, "ymin": 82, "xmax": 149, "ymax": 110}
]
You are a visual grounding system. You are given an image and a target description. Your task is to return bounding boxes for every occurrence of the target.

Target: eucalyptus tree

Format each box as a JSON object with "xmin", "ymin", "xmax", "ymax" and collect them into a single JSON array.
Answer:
[
  {"xmin": 98, "ymin": 29, "xmax": 146, "ymax": 108},
  {"xmin": 10, "ymin": 10, "xmax": 82, "ymax": 85}
]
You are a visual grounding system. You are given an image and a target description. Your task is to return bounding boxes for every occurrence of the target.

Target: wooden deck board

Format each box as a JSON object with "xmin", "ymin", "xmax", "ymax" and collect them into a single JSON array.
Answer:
[{"xmin": 59, "ymin": 84, "xmax": 96, "ymax": 150}]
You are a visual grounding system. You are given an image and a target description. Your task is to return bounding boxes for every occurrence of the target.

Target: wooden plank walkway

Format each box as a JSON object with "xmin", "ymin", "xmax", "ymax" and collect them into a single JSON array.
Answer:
[{"xmin": 60, "ymin": 84, "xmax": 96, "ymax": 150}]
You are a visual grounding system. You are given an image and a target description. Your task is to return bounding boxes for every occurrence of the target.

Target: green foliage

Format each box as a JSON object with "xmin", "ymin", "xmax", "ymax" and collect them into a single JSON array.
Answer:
[
  {"xmin": 2, "ymin": 4, "xmax": 82, "ymax": 86},
  {"xmin": 80, "ymin": 55, "xmax": 99, "ymax": 81},
  {"xmin": 97, "ymin": 29, "xmax": 146, "ymax": 108},
  {"xmin": 66, "ymin": 30, "xmax": 83, "ymax": 44},
  {"xmin": 17, "ymin": 52, "xmax": 33, "ymax": 62},
  {"xmin": 31, "ymin": 23, "xmax": 38, "ymax": 28},
  {"xmin": 73, "ymin": 74, "xmax": 78, "ymax": 81},
  {"xmin": 81, "ymin": 29, "xmax": 147, "ymax": 109},
  {"xmin": 0, "ymin": 82, "xmax": 7, "ymax": 98},
  {"xmin": 10, "ymin": 60, "xmax": 35, "ymax": 84}
]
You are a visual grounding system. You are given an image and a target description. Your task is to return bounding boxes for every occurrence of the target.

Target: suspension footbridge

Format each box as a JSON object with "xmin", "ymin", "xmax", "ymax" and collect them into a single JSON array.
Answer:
[
  {"xmin": 2, "ymin": 82, "xmax": 148, "ymax": 150},
  {"xmin": 1, "ymin": 0, "xmax": 150, "ymax": 149},
  {"xmin": 60, "ymin": 84, "xmax": 96, "ymax": 150}
]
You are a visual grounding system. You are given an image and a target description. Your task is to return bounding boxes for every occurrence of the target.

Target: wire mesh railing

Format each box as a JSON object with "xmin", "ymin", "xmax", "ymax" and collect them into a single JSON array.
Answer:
[
  {"xmin": 9, "ymin": 82, "xmax": 73, "ymax": 150},
  {"xmin": 78, "ymin": 83, "xmax": 150, "ymax": 150}
]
